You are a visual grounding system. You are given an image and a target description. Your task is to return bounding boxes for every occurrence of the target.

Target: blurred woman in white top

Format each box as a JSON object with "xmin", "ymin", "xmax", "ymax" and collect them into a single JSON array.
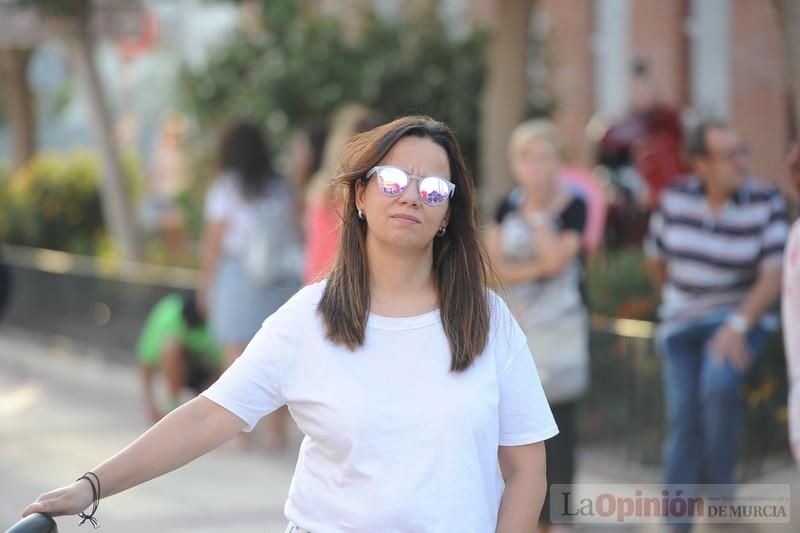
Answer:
[
  {"xmin": 199, "ymin": 120, "xmax": 300, "ymax": 451},
  {"xmin": 198, "ymin": 120, "xmax": 299, "ymax": 366}
]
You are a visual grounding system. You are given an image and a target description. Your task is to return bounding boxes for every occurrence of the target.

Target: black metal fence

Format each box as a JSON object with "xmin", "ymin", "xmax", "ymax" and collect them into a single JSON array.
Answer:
[
  {"xmin": 580, "ymin": 315, "xmax": 791, "ymax": 480},
  {"xmin": 0, "ymin": 244, "xmax": 196, "ymax": 361},
  {"xmin": 580, "ymin": 317, "xmax": 664, "ymax": 466}
]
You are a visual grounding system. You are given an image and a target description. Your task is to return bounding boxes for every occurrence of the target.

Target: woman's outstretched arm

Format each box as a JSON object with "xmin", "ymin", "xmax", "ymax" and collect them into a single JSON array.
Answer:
[{"xmin": 22, "ymin": 396, "xmax": 245, "ymax": 517}]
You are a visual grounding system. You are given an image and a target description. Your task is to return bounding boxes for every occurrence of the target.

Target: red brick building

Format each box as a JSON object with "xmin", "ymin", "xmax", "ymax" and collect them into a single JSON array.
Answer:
[
  {"xmin": 315, "ymin": 0, "xmax": 793, "ymax": 200},
  {"xmin": 532, "ymin": 0, "xmax": 791, "ymax": 183}
]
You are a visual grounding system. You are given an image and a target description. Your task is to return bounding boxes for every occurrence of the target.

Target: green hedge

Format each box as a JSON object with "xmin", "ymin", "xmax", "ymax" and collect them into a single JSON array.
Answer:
[
  {"xmin": 0, "ymin": 151, "xmax": 141, "ymax": 256},
  {"xmin": 586, "ymin": 249, "xmax": 658, "ymax": 319}
]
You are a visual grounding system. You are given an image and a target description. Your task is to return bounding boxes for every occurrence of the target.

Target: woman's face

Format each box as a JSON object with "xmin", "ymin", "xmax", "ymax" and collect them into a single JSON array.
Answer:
[
  {"xmin": 511, "ymin": 138, "xmax": 561, "ymax": 191},
  {"xmin": 356, "ymin": 136, "xmax": 451, "ymax": 251}
]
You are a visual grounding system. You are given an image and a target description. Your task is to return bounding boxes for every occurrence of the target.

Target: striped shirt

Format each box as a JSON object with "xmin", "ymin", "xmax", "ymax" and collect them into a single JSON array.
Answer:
[{"xmin": 644, "ymin": 176, "xmax": 789, "ymax": 322}]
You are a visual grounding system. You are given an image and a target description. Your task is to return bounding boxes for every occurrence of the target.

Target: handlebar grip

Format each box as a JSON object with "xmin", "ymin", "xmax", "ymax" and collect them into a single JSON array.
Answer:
[{"xmin": 4, "ymin": 514, "xmax": 57, "ymax": 533}]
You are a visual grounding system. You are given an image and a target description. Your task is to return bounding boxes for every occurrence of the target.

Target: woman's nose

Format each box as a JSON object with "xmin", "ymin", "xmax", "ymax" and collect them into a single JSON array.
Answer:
[{"xmin": 397, "ymin": 180, "xmax": 420, "ymax": 206}]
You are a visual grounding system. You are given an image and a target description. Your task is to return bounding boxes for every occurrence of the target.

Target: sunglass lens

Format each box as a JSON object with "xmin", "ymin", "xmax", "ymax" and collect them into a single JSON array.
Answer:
[
  {"xmin": 419, "ymin": 177, "xmax": 450, "ymax": 206},
  {"xmin": 376, "ymin": 167, "xmax": 408, "ymax": 196}
]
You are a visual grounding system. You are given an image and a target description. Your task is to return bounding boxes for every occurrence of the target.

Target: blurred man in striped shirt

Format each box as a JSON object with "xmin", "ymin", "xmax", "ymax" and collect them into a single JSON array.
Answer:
[{"xmin": 644, "ymin": 119, "xmax": 789, "ymax": 532}]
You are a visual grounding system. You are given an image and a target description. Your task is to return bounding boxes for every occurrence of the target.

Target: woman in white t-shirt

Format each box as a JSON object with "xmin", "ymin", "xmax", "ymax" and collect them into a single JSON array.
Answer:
[{"xmin": 20, "ymin": 116, "xmax": 558, "ymax": 533}]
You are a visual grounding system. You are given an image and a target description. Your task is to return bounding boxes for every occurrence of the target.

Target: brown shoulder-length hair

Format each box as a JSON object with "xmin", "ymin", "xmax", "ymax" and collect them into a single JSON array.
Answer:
[{"xmin": 317, "ymin": 115, "xmax": 492, "ymax": 372}]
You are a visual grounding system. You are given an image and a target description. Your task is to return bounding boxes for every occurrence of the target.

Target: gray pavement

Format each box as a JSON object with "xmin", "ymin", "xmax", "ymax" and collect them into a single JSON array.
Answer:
[
  {"xmin": 0, "ymin": 328, "xmax": 296, "ymax": 533},
  {"xmin": 1, "ymin": 327, "xmax": 799, "ymax": 532}
]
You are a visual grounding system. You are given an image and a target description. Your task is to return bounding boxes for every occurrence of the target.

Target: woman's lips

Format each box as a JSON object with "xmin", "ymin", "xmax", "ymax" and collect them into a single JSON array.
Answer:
[{"xmin": 391, "ymin": 214, "xmax": 421, "ymax": 223}]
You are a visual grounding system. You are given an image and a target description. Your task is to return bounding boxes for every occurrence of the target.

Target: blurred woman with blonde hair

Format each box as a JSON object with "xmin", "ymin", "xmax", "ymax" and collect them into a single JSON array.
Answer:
[{"xmin": 487, "ymin": 118, "xmax": 589, "ymax": 533}]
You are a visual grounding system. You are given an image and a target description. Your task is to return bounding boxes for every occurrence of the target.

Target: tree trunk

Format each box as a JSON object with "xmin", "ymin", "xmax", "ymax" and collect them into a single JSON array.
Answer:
[
  {"xmin": 68, "ymin": 12, "xmax": 141, "ymax": 260},
  {"xmin": 0, "ymin": 47, "xmax": 36, "ymax": 169},
  {"xmin": 478, "ymin": 0, "xmax": 533, "ymax": 217}
]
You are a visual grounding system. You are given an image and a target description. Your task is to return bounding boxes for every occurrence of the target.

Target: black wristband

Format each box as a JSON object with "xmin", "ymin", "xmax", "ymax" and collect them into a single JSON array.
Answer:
[{"xmin": 75, "ymin": 472, "xmax": 100, "ymax": 528}]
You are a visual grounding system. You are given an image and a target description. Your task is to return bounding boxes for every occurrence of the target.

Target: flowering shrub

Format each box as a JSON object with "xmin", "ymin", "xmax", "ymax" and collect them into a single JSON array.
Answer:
[{"xmin": 0, "ymin": 151, "xmax": 141, "ymax": 255}]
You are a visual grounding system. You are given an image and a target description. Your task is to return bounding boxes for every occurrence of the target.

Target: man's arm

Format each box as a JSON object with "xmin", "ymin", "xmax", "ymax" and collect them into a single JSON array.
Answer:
[
  {"xmin": 643, "ymin": 205, "xmax": 668, "ymax": 294},
  {"xmin": 710, "ymin": 267, "xmax": 782, "ymax": 371},
  {"xmin": 712, "ymin": 188, "xmax": 790, "ymax": 368},
  {"xmin": 736, "ymin": 267, "xmax": 783, "ymax": 328},
  {"xmin": 644, "ymin": 258, "xmax": 667, "ymax": 294}
]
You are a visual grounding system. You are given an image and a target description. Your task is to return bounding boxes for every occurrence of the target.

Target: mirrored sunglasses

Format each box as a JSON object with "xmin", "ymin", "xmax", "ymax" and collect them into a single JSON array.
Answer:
[{"xmin": 365, "ymin": 165, "xmax": 455, "ymax": 207}]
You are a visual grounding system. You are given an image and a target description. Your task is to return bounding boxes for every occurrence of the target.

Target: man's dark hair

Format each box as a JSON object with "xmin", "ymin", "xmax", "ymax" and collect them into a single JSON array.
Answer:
[
  {"xmin": 181, "ymin": 294, "xmax": 205, "ymax": 329},
  {"xmin": 686, "ymin": 118, "xmax": 729, "ymax": 162}
]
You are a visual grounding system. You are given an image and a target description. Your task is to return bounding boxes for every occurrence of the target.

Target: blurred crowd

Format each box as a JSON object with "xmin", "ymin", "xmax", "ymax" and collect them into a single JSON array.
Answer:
[{"xmin": 3, "ymin": 55, "xmax": 799, "ymax": 532}]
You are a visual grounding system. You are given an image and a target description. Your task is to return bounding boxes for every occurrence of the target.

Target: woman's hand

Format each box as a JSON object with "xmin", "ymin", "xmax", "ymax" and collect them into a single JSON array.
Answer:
[{"xmin": 22, "ymin": 479, "xmax": 94, "ymax": 518}]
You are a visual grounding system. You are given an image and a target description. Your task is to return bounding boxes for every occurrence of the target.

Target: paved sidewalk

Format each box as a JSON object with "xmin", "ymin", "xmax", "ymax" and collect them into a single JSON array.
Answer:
[
  {"xmin": 0, "ymin": 328, "xmax": 297, "ymax": 533},
  {"xmin": 1, "ymin": 327, "xmax": 798, "ymax": 532}
]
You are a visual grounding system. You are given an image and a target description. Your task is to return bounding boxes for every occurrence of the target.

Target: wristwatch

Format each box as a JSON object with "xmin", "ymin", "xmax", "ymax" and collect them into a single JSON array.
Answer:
[{"xmin": 726, "ymin": 312, "xmax": 749, "ymax": 335}]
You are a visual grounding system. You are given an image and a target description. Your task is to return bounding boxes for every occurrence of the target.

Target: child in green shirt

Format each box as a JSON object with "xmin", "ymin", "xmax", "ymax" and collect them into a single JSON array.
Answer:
[{"xmin": 137, "ymin": 294, "xmax": 222, "ymax": 423}]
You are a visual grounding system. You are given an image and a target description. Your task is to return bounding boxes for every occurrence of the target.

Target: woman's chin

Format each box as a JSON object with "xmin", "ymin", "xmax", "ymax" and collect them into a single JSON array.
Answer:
[{"xmin": 374, "ymin": 230, "xmax": 432, "ymax": 251}]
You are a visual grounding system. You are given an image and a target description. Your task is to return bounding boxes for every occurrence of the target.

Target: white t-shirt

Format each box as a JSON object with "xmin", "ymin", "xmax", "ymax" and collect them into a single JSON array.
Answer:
[
  {"xmin": 204, "ymin": 172, "xmax": 289, "ymax": 257},
  {"xmin": 202, "ymin": 281, "xmax": 558, "ymax": 533},
  {"xmin": 783, "ymin": 220, "xmax": 800, "ymax": 463}
]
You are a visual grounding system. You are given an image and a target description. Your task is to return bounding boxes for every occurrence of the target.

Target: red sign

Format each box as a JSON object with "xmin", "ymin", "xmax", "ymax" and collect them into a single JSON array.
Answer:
[{"xmin": 115, "ymin": 11, "xmax": 158, "ymax": 62}]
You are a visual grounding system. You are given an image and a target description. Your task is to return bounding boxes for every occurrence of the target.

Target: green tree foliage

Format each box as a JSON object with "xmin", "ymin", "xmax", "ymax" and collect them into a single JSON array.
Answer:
[
  {"xmin": 177, "ymin": 9, "xmax": 486, "ymax": 175},
  {"xmin": 13, "ymin": 0, "xmax": 92, "ymax": 19}
]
